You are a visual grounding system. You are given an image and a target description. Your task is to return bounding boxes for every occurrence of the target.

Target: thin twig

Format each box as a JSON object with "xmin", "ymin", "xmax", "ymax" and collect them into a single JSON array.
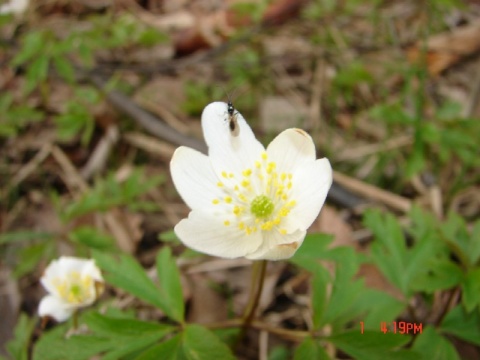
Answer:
[{"xmin": 333, "ymin": 171, "xmax": 412, "ymax": 213}]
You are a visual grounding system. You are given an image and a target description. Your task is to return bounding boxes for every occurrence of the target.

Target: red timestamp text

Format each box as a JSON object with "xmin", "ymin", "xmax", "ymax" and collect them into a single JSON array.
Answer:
[{"xmin": 359, "ymin": 321, "xmax": 423, "ymax": 335}]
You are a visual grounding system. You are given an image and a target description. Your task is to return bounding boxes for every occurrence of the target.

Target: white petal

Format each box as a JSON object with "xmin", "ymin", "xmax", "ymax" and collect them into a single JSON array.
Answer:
[
  {"xmin": 41, "ymin": 257, "xmax": 102, "ymax": 296},
  {"xmin": 81, "ymin": 260, "xmax": 103, "ymax": 283},
  {"xmin": 246, "ymin": 230, "xmax": 306, "ymax": 260},
  {"xmin": 170, "ymin": 146, "xmax": 224, "ymax": 210},
  {"xmin": 201, "ymin": 102, "xmax": 265, "ymax": 177},
  {"xmin": 38, "ymin": 295, "xmax": 75, "ymax": 322},
  {"xmin": 266, "ymin": 129, "xmax": 316, "ymax": 174},
  {"xmin": 174, "ymin": 210, "xmax": 262, "ymax": 258},
  {"xmin": 290, "ymin": 158, "xmax": 332, "ymax": 230}
]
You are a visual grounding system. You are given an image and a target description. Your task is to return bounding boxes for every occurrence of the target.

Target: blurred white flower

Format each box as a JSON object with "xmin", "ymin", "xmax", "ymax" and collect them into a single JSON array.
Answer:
[
  {"xmin": 170, "ymin": 102, "xmax": 332, "ymax": 260},
  {"xmin": 38, "ymin": 256, "xmax": 104, "ymax": 322},
  {"xmin": 0, "ymin": 0, "xmax": 29, "ymax": 15}
]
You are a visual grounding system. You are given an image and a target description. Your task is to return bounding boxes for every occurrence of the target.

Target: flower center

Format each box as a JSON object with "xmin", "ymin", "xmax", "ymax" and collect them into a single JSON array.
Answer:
[
  {"xmin": 54, "ymin": 271, "xmax": 94, "ymax": 305},
  {"xmin": 212, "ymin": 152, "xmax": 297, "ymax": 236},
  {"xmin": 250, "ymin": 195, "xmax": 274, "ymax": 218}
]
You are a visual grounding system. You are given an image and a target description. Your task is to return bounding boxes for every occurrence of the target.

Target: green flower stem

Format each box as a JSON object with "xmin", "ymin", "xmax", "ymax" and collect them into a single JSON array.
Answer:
[
  {"xmin": 234, "ymin": 260, "xmax": 268, "ymax": 347},
  {"xmin": 72, "ymin": 310, "xmax": 79, "ymax": 330},
  {"xmin": 242, "ymin": 260, "xmax": 267, "ymax": 326}
]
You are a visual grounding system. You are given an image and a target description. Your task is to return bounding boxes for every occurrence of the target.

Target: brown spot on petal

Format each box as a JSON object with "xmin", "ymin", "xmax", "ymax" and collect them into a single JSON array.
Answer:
[
  {"xmin": 94, "ymin": 281, "xmax": 105, "ymax": 299},
  {"xmin": 293, "ymin": 128, "xmax": 308, "ymax": 137},
  {"xmin": 279, "ymin": 242, "xmax": 299, "ymax": 250}
]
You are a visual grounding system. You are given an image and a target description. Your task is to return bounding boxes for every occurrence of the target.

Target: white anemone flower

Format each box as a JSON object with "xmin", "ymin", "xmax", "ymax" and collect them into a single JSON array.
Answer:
[
  {"xmin": 171, "ymin": 102, "xmax": 332, "ymax": 260},
  {"xmin": 38, "ymin": 256, "xmax": 104, "ymax": 322}
]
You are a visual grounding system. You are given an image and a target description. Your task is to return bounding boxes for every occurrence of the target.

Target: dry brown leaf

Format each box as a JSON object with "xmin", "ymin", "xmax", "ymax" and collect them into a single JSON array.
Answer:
[
  {"xmin": 174, "ymin": 0, "xmax": 309, "ymax": 56},
  {"xmin": 356, "ymin": 264, "xmax": 404, "ymax": 301},
  {"xmin": 309, "ymin": 205, "xmax": 356, "ymax": 249},
  {"xmin": 186, "ymin": 273, "xmax": 228, "ymax": 324},
  {"xmin": 407, "ymin": 20, "xmax": 480, "ymax": 75}
]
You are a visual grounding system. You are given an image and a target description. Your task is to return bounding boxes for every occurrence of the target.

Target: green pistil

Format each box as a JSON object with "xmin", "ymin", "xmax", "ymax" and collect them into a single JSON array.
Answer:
[
  {"xmin": 250, "ymin": 195, "xmax": 274, "ymax": 218},
  {"xmin": 70, "ymin": 284, "xmax": 82, "ymax": 299}
]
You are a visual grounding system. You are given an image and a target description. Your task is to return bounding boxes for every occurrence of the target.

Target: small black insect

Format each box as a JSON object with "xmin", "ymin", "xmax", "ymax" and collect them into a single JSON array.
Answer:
[{"xmin": 226, "ymin": 93, "xmax": 240, "ymax": 137}]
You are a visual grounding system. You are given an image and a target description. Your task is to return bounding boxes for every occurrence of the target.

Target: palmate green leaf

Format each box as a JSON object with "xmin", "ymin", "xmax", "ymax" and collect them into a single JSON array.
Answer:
[
  {"xmin": 412, "ymin": 326, "xmax": 460, "ymax": 360},
  {"xmin": 156, "ymin": 247, "xmax": 185, "ymax": 323},
  {"xmin": 364, "ymin": 210, "xmax": 407, "ymax": 294},
  {"xmin": 410, "ymin": 258, "xmax": 463, "ymax": 293},
  {"xmin": 6, "ymin": 313, "xmax": 36, "ymax": 360},
  {"xmin": 321, "ymin": 261, "xmax": 364, "ymax": 327},
  {"xmin": 290, "ymin": 235, "xmax": 363, "ymax": 329},
  {"xmin": 442, "ymin": 213, "xmax": 480, "ymax": 267},
  {"xmin": 311, "ymin": 266, "xmax": 330, "ymax": 329},
  {"xmin": 100, "ymin": 333, "xmax": 167, "ymax": 360},
  {"xmin": 289, "ymin": 233, "xmax": 333, "ymax": 272},
  {"xmin": 33, "ymin": 313, "xmax": 170, "ymax": 360},
  {"xmin": 11, "ymin": 31, "xmax": 46, "ymax": 66},
  {"xmin": 365, "ymin": 209, "xmax": 447, "ymax": 297},
  {"xmin": 53, "ymin": 55, "xmax": 75, "ymax": 83},
  {"xmin": 293, "ymin": 337, "xmax": 329, "ymax": 360},
  {"xmin": 328, "ymin": 330, "xmax": 418, "ymax": 360},
  {"xmin": 33, "ymin": 326, "xmax": 112, "ymax": 360},
  {"xmin": 136, "ymin": 325, "xmax": 236, "ymax": 360},
  {"xmin": 135, "ymin": 334, "xmax": 183, "ymax": 360},
  {"xmin": 92, "ymin": 251, "xmax": 174, "ymax": 318},
  {"xmin": 25, "ymin": 55, "xmax": 49, "ymax": 93},
  {"xmin": 354, "ymin": 289, "xmax": 405, "ymax": 330},
  {"xmin": 182, "ymin": 324, "xmax": 236, "ymax": 360},
  {"xmin": 440, "ymin": 305, "xmax": 480, "ymax": 345},
  {"xmin": 461, "ymin": 267, "xmax": 480, "ymax": 312},
  {"xmin": 84, "ymin": 312, "xmax": 174, "ymax": 338}
]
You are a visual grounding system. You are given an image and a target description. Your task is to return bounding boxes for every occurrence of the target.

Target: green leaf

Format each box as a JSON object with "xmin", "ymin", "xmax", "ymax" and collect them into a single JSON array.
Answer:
[
  {"xmin": 84, "ymin": 312, "xmax": 174, "ymax": 338},
  {"xmin": 12, "ymin": 31, "xmax": 46, "ymax": 66},
  {"xmin": 182, "ymin": 325, "xmax": 236, "ymax": 360},
  {"xmin": 294, "ymin": 337, "xmax": 329, "ymax": 360},
  {"xmin": 442, "ymin": 213, "xmax": 480, "ymax": 267},
  {"xmin": 25, "ymin": 55, "xmax": 49, "ymax": 93},
  {"xmin": 289, "ymin": 233, "xmax": 333, "ymax": 272},
  {"xmin": 6, "ymin": 313, "xmax": 36, "ymax": 360},
  {"xmin": 365, "ymin": 209, "xmax": 449, "ymax": 297},
  {"xmin": 33, "ymin": 326, "xmax": 112, "ymax": 360},
  {"xmin": 53, "ymin": 55, "xmax": 75, "ymax": 83},
  {"xmin": 440, "ymin": 305, "xmax": 480, "ymax": 345},
  {"xmin": 92, "ymin": 251, "xmax": 172, "ymax": 315},
  {"xmin": 472, "ymin": 221, "xmax": 480, "ymax": 265},
  {"xmin": 268, "ymin": 345, "xmax": 290, "ymax": 360},
  {"xmin": 156, "ymin": 247, "xmax": 185, "ymax": 323},
  {"xmin": 412, "ymin": 326, "xmax": 460, "ymax": 360},
  {"xmin": 364, "ymin": 210, "xmax": 407, "ymax": 294},
  {"xmin": 410, "ymin": 259, "xmax": 463, "ymax": 292},
  {"xmin": 311, "ymin": 266, "xmax": 331, "ymax": 328},
  {"xmin": 322, "ymin": 247, "xmax": 364, "ymax": 325},
  {"xmin": 158, "ymin": 230, "xmax": 181, "ymax": 244},
  {"xmin": 0, "ymin": 231, "xmax": 53, "ymax": 245},
  {"xmin": 100, "ymin": 332, "xmax": 167, "ymax": 360},
  {"xmin": 328, "ymin": 330, "xmax": 418, "ymax": 360},
  {"xmin": 138, "ymin": 325, "xmax": 236, "ymax": 360},
  {"xmin": 68, "ymin": 227, "xmax": 116, "ymax": 250},
  {"xmin": 14, "ymin": 241, "xmax": 54, "ymax": 278},
  {"xmin": 461, "ymin": 267, "xmax": 480, "ymax": 312},
  {"xmin": 135, "ymin": 334, "xmax": 183, "ymax": 360},
  {"xmin": 34, "ymin": 310, "xmax": 174, "ymax": 360},
  {"xmin": 354, "ymin": 289, "xmax": 405, "ymax": 330}
]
